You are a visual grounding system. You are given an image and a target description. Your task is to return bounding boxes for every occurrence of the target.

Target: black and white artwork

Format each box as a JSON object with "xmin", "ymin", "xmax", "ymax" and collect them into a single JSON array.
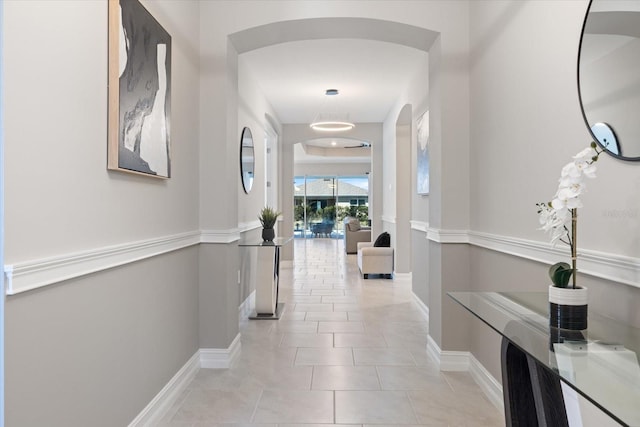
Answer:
[
  {"xmin": 108, "ymin": 0, "xmax": 171, "ymax": 178},
  {"xmin": 417, "ymin": 110, "xmax": 430, "ymax": 195}
]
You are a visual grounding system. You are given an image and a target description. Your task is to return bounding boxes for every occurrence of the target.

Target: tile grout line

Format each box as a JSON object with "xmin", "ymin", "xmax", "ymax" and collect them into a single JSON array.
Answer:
[{"xmin": 248, "ymin": 388, "xmax": 265, "ymax": 423}]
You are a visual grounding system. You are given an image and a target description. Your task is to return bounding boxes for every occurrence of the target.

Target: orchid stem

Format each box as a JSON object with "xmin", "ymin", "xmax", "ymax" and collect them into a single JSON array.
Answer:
[{"xmin": 571, "ymin": 208, "xmax": 577, "ymax": 289}]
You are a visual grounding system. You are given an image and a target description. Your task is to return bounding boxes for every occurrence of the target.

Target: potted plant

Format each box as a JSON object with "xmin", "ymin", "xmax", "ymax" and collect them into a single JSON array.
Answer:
[
  {"xmin": 259, "ymin": 206, "xmax": 281, "ymax": 242},
  {"xmin": 536, "ymin": 142, "xmax": 605, "ymax": 330}
]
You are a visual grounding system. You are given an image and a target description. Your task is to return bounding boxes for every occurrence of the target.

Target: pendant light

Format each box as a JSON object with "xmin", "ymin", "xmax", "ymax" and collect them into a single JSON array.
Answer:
[{"xmin": 310, "ymin": 89, "xmax": 355, "ymax": 132}]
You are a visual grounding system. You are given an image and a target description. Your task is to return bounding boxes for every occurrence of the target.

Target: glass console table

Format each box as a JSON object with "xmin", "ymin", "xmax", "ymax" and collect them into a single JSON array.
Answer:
[
  {"xmin": 239, "ymin": 237, "xmax": 292, "ymax": 319},
  {"xmin": 449, "ymin": 292, "xmax": 640, "ymax": 427}
]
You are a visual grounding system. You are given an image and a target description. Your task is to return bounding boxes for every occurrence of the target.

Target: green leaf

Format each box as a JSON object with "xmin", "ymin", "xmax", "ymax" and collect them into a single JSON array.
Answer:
[{"xmin": 549, "ymin": 262, "xmax": 573, "ymax": 288}]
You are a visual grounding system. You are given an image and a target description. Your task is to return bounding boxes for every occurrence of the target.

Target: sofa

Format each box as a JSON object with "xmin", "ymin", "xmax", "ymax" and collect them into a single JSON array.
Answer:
[
  {"xmin": 357, "ymin": 241, "xmax": 394, "ymax": 279},
  {"xmin": 344, "ymin": 217, "xmax": 371, "ymax": 254}
]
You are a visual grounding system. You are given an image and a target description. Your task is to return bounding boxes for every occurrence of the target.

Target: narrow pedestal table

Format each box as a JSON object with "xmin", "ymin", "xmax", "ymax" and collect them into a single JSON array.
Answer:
[{"xmin": 239, "ymin": 237, "xmax": 292, "ymax": 319}]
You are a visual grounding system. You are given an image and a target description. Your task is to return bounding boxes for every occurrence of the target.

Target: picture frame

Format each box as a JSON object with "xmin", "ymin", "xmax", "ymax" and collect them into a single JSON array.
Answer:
[
  {"xmin": 417, "ymin": 110, "xmax": 430, "ymax": 195},
  {"xmin": 108, "ymin": 0, "xmax": 172, "ymax": 178}
]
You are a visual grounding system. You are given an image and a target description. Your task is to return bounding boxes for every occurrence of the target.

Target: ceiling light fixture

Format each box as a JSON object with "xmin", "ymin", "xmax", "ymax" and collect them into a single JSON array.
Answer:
[{"xmin": 310, "ymin": 89, "xmax": 355, "ymax": 132}]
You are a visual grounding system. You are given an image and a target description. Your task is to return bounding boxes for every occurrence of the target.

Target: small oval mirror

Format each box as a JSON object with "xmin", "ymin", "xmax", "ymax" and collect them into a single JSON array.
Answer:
[
  {"xmin": 240, "ymin": 127, "xmax": 255, "ymax": 193},
  {"xmin": 578, "ymin": 0, "xmax": 640, "ymax": 160}
]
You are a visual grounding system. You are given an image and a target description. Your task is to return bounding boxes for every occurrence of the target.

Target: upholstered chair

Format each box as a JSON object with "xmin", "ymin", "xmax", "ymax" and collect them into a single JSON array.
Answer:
[
  {"xmin": 344, "ymin": 217, "xmax": 371, "ymax": 254},
  {"xmin": 357, "ymin": 241, "xmax": 394, "ymax": 279}
]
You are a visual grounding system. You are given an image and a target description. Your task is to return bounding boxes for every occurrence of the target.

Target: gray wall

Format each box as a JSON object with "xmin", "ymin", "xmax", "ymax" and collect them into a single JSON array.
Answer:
[
  {"xmin": 8, "ymin": 0, "xmax": 640, "ymax": 425},
  {"xmin": 467, "ymin": 0, "xmax": 640, "ymax": 384},
  {"xmin": 6, "ymin": 248, "xmax": 200, "ymax": 427},
  {"xmin": 3, "ymin": 1, "xmax": 202, "ymax": 425}
]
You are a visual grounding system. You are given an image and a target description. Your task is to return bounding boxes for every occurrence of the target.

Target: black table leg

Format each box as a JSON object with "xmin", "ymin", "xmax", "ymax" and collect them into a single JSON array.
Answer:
[{"xmin": 501, "ymin": 338, "xmax": 569, "ymax": 427}]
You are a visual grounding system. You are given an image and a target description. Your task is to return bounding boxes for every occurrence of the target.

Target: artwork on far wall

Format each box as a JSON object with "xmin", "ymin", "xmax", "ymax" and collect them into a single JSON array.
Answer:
[
  {"xmin": 417, "ymin": 110, "xmax": 430, "ymax": 195},
  {"xmin": 108, "ymin": 0, "xmax": 172, "ymax": 178}
]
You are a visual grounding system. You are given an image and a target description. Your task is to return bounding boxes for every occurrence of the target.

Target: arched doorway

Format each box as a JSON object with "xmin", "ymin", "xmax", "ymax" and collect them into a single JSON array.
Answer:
[{"xmin": 227, "ymin": 18, "xmax": 439, "ymax": 262}]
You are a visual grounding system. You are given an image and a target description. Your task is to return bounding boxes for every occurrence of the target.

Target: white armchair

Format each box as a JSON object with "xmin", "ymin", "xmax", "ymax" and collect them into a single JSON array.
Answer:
[{"xmin": 357, "ymin": 241, "xmax": 394, "ymax": 279}]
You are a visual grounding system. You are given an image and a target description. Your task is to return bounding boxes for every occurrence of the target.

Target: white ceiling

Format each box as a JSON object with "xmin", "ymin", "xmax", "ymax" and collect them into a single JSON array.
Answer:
[
  {"xmin": 239, "ymin": 38, "xmax": 427, "ymax": 163},
  {"xmin": 240, "ymin": 38, "xmax": 428, "ymax": 125}
]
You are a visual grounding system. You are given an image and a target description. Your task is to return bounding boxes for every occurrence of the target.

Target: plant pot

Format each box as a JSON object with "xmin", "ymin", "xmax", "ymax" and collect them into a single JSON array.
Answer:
[
  {"xmin": 549, "ymin": 285, "xmax": 588, "ymax": 331},
  {"xmin": 262, "ymin": 228, "xmax": 275, "ymax": 242}
]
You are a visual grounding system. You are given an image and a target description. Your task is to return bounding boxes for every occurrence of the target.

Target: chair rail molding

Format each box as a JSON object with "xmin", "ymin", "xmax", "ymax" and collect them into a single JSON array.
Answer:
[
  {"xmin": 468, "ymin": 230, "xmax": 640, "ymax": 289},
  {"xmin": 381, "ymin": 215, "xmax": 396, "ymax": 224},
  {"xmin": 200, "ymin": 228, "xmax": 241, "ymax": 244},
  {"xmin": 410, "ymin": 220, "xmax": 428, "ymax": 233},
  {"xmin": 426, "ymin": 227, "xmax": 469, "ymax": 244},
  {"xmin": 237, "ymin": 220, "xmax": 261, "ymax": 234},
  {"xmin": 4, "ymin": 231, "xmax": 201, "ymax": 295},
  {"xmin": 7, "ymin": 227, "xmax": 639, "ymax": 294}
]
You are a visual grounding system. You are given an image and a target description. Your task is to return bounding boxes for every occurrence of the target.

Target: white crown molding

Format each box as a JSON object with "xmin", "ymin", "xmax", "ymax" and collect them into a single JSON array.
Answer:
[
  {"xmin": 469, "ymin": 353, "xmax": 504, "ymax": 412},
  {"xmin": 410, "ymin": 220, "xmax": 428, "ymax": 233},
  {"xmin": 200, "ymin": 333, "xmax": 242, "ymax": 369},
  {"xmin": 4, "ymin": 231, "xmax": 201, "ymax": 295},
  {"xmin": 200, "ymin": 228, "xmax": 241, "ymax": 244},
  {"xmin": 128, "ymin": 351, "xmax": 200, "ymax": 427}
]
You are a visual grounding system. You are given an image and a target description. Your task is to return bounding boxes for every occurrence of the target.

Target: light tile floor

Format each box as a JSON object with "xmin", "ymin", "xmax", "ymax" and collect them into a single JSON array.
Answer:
[{"xmin": 161, "ymin": 238, "xmax": 504, "ymax": 426}]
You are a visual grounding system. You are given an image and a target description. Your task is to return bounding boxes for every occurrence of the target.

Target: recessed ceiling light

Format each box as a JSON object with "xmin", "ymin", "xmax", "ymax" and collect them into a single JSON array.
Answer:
[{"xmin": 331, "ymin": 141, "xmax": 337, "ymax": 146}]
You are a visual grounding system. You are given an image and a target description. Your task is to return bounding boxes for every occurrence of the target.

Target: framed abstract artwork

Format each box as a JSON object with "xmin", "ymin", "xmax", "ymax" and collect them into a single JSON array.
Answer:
[
  {"xmin": 416, "ymin": 110, "xmax": 430, "ymax": 195},
  {"xmin": 108, "ymin": 0, "xmax": 172, "ymax": 178}
]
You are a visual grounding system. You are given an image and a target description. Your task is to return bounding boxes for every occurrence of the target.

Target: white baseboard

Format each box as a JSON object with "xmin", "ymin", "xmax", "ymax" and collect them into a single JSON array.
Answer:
[
  {"xmin": 412, "ymin": 292, "xmax": 429, "ymax": 319},
  {"xmin": 469, "ymin": 353, "xmax": 504, "ymax": 412},
  {"xmin": 200, "ymin": 333, "xmax": 242, "ymax": 369},
  {"xmin": 128, "ymin": 351, "xmax": 200, "ymax": 427},
  {"xmin": 239, "ymin": 291, "xmax": 256, "ymax": 322},
  {"xmin": 393, "ymin": 272, "xmax": 412, "ymax": 281},
  {"xmin": 427, "ymin": 335, "xmax": 503, "ymax": 411},
  {"xmin": 130, "ymin": 335, "xmax": 244, "ymax": 425},
  {"xmin": 427, "ymin": 334, "xmax": 470, "ymax": 371}
]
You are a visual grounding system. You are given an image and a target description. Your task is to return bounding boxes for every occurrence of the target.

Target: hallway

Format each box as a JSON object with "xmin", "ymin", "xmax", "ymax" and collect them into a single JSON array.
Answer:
[{"xmin": 161, "ymin": 238, "xmax": 503, "ymax": 426}]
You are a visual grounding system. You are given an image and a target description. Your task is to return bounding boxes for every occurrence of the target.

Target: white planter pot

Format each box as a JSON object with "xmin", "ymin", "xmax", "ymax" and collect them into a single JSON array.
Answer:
[
  {"xmin": 549, "ymin": 285, "xmax": 588, "ymax": 331},
  {"xmin": 548, "ymin": 285, "xmax": 588, "ymax": 306}
]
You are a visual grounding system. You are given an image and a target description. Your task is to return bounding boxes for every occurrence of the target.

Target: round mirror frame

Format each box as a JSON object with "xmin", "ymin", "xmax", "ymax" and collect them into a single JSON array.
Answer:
[
  {"xmin": 577, "ymin": 0, "xmax": 640, "ymax": 161},
  {"xmin": 240, "ymin": 127, "xmax": 255, "ymax": 193}
]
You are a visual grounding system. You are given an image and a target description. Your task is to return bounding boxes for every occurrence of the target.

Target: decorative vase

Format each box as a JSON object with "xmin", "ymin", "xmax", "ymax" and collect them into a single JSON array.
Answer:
[
  {"xmin": 262, "ymin": 228, "xmax": 275, "ymax": 242},
  {"xmin": 549, "ymin": 285, "xmax": 588, "ymax": 331}
]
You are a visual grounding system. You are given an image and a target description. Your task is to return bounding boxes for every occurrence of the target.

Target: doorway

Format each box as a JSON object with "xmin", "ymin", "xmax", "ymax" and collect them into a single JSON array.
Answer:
[{"xmin": 293, "ymin": 175, "xmax": 369, "ymax": 239}]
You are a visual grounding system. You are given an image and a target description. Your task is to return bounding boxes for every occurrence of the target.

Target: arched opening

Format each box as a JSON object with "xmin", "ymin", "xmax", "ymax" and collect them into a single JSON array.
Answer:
[{"xmin": 229, "ymin": 17, "xmax": 439, "ymax": 263}]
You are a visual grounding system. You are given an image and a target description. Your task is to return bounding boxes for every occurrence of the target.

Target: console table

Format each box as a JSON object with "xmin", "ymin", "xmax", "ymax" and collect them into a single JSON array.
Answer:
[
  {"xmin": 449, "ymin": 292, "xmax": 640, "ymax": 427},
  {"xmin": 239, "ymin": 237, "xmax": 291, "ymax": 319}
]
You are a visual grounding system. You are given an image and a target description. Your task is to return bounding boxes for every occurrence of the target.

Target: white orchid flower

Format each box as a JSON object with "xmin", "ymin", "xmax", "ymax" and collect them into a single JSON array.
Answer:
[
  {"xmin": 551, "ymin": 226, "xmax": 568, "ymax": 246},
  {"xmin": 561, "ymin": 162, "xmax": 581, "ymax": 179},
  {"xmin": 573, "ymin": 147, "xmax": 597, "ymax": 161},
  {"xmin": 558, "ymin": 181, "xmax": 586, "ymax": 199}
]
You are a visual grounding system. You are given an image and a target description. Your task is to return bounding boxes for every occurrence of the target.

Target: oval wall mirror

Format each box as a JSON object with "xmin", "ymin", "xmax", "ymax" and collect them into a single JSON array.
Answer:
[
  {"xmin": 240, "ymin": 127, "xmax": 255, "ymax": 193},
  {"xmin": 578, "ymin": 0, "xmax": 640, "ymax": 160}
]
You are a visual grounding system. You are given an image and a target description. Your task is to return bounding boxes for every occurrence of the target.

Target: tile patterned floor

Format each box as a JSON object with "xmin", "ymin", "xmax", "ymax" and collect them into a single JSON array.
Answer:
[{"xmin": 160, "ymin": 238, "xmax": 504, "ymax": 426}]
